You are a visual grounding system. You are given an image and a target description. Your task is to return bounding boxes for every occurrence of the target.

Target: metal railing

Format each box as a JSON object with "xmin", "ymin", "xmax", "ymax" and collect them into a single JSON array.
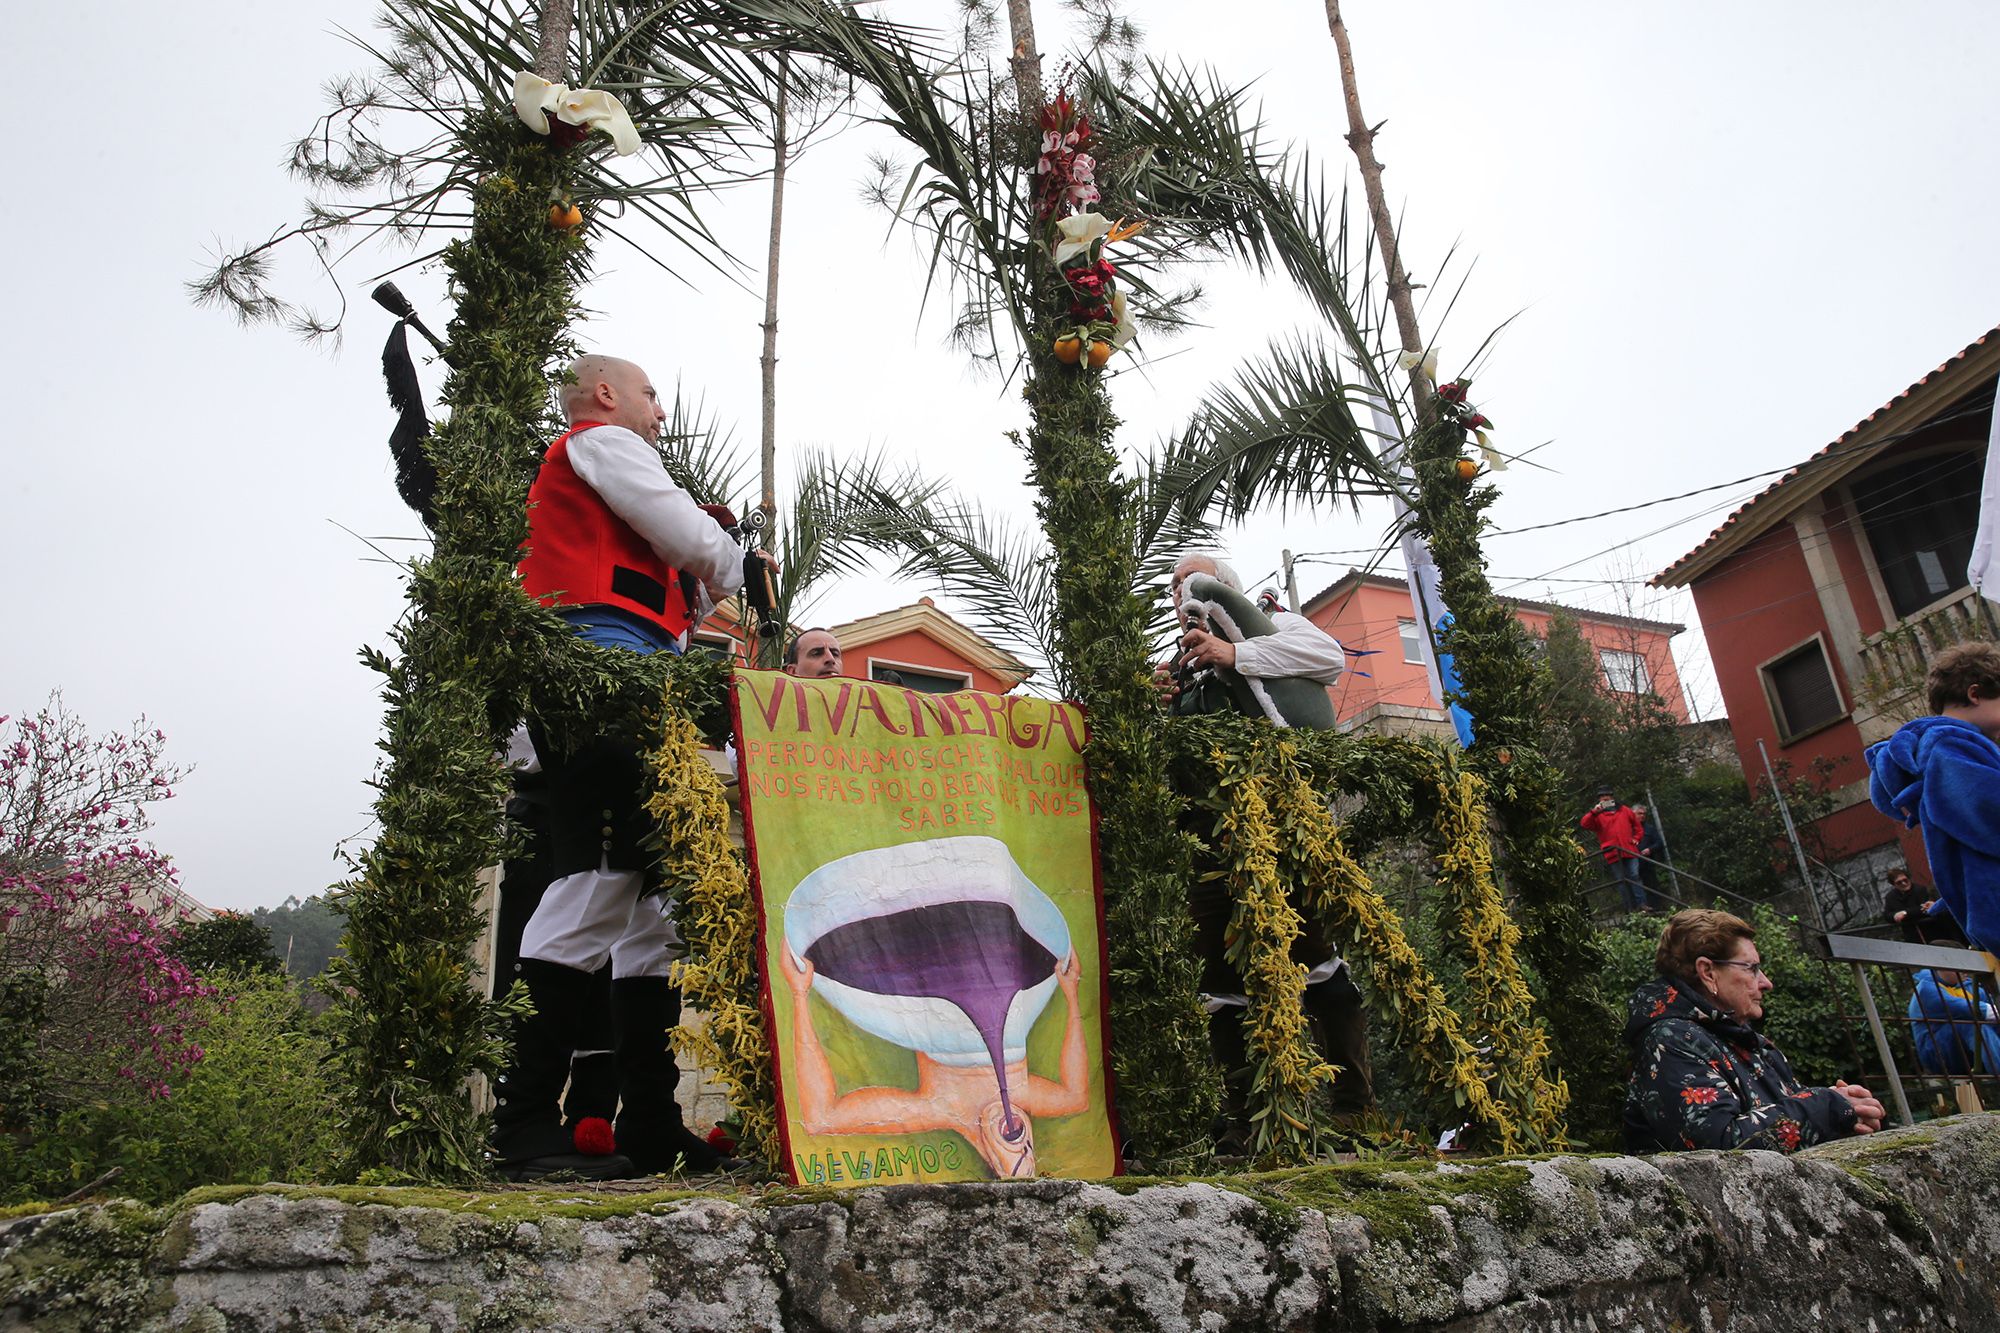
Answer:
[{"xmin": 1816, "ymin": 932, "xmax": 2000, "ymax": 1127}]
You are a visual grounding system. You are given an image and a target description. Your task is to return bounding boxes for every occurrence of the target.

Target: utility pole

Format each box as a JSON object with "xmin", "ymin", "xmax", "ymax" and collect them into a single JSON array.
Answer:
[{"xmin": 1282, "ymin": 548, "xmax": 1302, "ymax": 613}]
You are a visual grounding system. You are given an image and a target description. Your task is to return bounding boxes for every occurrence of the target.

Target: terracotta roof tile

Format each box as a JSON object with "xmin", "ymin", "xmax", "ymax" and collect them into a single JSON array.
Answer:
[{"xmin": 1654, "ymin": 323, "xmax": 2000, "ymax": 585}]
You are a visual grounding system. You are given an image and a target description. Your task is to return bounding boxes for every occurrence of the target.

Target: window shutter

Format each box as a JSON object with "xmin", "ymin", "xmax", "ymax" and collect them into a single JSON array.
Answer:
[{"xmin": 1768, "ymin": 642, "xmax": 1842, "ymax": 737}]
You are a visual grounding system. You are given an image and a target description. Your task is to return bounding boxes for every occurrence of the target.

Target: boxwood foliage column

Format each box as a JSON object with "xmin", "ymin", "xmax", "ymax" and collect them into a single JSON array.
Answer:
[
  {"xmin": 1404, "ymin": 418, "xmax": 1623, "ymax": 1134},
  {"xmin": 1018, "ymin": 343, "xmax": 1220, "ymax": 1170},
  {"xmin": 327, "ymin": 111, "xmax": 589, "ymax": 1181},
  {"xmin": 1014, "ymin": 93, "xmax": 1218, "ymax": 1167}
]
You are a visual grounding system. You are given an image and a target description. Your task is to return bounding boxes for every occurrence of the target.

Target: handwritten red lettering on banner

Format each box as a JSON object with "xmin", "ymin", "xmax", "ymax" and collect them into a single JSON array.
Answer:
[{"xmin": 736, "ymin": 676, "xmax": 1087, "ymax": 833}]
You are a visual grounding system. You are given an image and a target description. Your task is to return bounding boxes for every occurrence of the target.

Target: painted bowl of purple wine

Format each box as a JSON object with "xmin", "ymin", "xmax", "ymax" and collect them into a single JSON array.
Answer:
[{"xmin": 783, "ymin": 835, "xmax": 1073, "ymax": 1067}]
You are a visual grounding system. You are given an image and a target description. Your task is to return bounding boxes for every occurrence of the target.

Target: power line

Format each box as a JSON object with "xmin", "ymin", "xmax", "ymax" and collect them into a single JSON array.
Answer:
[{"xmin": 1485, "ymin": 399, "xmax": 1991, "ymax": 538}]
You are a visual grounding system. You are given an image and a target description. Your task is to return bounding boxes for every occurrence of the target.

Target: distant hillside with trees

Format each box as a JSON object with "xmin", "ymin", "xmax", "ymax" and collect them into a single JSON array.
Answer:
[{"xmin": 251, "ymin": 895, "xmax": 347, "ymax": 980}]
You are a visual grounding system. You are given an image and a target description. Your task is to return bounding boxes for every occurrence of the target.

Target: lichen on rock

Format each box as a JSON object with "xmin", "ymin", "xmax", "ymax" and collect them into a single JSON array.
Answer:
[{"xmin": 2, "ymin": 1115, "xmax": 1997, "ymax": 1331}]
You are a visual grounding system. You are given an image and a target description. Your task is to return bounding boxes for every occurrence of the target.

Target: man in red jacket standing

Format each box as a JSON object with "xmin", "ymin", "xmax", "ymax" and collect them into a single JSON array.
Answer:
[{"xmin": 1580, "ymin": 786, "xmax": 1647, "ymax": 913}]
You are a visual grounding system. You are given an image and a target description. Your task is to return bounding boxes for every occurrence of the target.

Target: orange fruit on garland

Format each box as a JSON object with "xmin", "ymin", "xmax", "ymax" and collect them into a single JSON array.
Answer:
[
  {"xmin": 1087, "ymin": 340, "xmax": 1113, "ymax": 369},
  {"xmin": 1053, "ymin": 334, "xmax": 1083, "ymax": 364},
  {"xmin": 1455, "ymin": 458, "xmax": 1479, "ymax": 480},
  {"xmin": 549, "ymin": 202, "xmax": 584, "ymax": 230}
]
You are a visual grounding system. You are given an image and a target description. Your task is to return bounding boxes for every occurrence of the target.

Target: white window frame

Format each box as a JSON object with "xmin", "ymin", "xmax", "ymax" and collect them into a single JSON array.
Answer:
[
  {"xmin": 1397, "ymin": 619, "xmax": 1425, "ymax": 665},
  {"xmin": 867, "ymin": 655, "xmax": 973, "ymax": 693},
  {"xmin": 687, "ymin": 630, "xmax": 739, "ymax": 663},
  {"xmin": 1598, "ymin": 647, "xmax": 1651, "ymax": 695}
]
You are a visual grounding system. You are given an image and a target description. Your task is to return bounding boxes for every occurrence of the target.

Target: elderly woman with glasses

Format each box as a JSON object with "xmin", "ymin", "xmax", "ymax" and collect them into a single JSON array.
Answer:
[{"xmin": 1625, "ymin": 909, "xmax": 1887, "ymax": 1153}]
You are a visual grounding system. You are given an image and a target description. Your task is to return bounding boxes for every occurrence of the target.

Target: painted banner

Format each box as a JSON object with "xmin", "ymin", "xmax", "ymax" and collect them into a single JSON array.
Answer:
[{"xmin": 730, "ymin": 671, "xmax": 1119, "ymax": 1187}]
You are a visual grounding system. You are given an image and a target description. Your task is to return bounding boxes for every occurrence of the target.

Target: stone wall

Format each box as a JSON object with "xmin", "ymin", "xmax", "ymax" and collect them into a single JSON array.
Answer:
[{"xmin": 5, "ymin": 1115, "xmax": 1998, "ymax": 1331}]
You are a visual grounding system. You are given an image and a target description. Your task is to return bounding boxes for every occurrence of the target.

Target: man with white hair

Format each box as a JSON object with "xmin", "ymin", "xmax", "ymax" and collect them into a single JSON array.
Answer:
[
  {"xmin": 502, "ymin": 353, "xmax": 761, "ymax": 1181},
  {"xmin": 1164, "ymin": 552, "xmax": 1372, "ymax": 1136},
  {"xmin": 1163, "ymin": 553, "xmax": 1345, "ymax": 730}
]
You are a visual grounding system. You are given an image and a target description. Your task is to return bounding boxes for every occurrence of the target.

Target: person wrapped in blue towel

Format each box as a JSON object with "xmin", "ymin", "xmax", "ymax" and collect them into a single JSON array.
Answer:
[
  {"xmin": 1907, "ymin": 967, "xmax": 2000, "ymax": 1077},
  {"xmin": 1867, "ymin": 641, "xmax": 2000, "ymax": 954}
]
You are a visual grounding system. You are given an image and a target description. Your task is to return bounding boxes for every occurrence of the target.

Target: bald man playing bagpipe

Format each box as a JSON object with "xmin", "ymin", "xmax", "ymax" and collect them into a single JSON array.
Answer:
[{"xmin": 496, "ymin": 353, "xmax": 772, "ymax": 1181}]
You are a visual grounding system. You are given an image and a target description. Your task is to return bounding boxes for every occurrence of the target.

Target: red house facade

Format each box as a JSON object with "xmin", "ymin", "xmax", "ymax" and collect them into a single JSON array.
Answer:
[
  {"xmin": 1301, "ymin": 569, "xmax": 1690, "ymax": 736},
  {"xmin": 1655, "ymin": 324, "xmax": 2000, "ymax": 898}
]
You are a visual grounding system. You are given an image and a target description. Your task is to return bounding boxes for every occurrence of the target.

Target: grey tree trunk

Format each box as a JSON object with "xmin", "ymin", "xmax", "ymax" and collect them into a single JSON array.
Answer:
[
  {"xmin": 1006, "ymin": 0, "xmax": 1044, "ymax": 112},
  {"xmin": 534, "ymin": 0, "xmax": 575, "ymax": 81}
]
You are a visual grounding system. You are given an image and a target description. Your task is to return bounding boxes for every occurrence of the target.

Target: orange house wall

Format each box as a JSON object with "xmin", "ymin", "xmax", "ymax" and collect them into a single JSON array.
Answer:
[
  {"xmin": 1688, "ymin": 525, "xmax": 1864, "ymax": 785},
  {"xmin": 1306, "ymin": 583, "xmax": 1689, "ymax": 725},
  {"xmin": 845, "ymin": 628, "xmax": 1016, "ymax": 696},
  {"xmin": 1685, "ymin": 522, "xmax": 1906, "ymax": 866},
  {"xmin": 1310, "ymin": 582, "xmax": 1437, "ymax": 717}
]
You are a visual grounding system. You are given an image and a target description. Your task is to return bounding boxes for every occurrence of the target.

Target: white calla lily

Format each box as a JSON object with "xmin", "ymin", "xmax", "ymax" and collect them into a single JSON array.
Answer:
[
  {"xmin": 1110, "ymin": 290, "xmax": 1137, "ymax": 349},
  {"xmin": 1398, "ymin": 347, "xmax": 1440, "ymax": 382},
  {"xmin": 1474, "ymin": 429, "xmax": 1508, "ymax": 472},
  {"xmin": 556, "ymin": 87, "xmax": 641, "ymax": 157},
  {"xmin": 1052, "ymin": 212, "xmax": 1112, "ymax": 267},
  {"xmin": 512, "ymin": 72, "xmax": 565, "ymax": 135}
]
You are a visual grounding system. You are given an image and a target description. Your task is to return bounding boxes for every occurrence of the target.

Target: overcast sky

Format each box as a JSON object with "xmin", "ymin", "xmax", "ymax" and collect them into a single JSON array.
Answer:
[{"xmin": 7, "ymin": 1, "xmax": 1997, "ymax": 912}]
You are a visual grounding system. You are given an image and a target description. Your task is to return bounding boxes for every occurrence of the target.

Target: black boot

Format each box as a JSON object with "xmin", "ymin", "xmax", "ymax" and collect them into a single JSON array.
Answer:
[
  {"xmin": 562, "ymin": 967, "xmax": 619, "ymax": 1129},
  {"xmin": 494, "ymin": 959, "xmax": 632, "ymax": 1181},
  {"xmin": 564, "ymin": 1051, "xmax": 619, "ymax": 1124},
  {"xmin": 1304, "ymin": 971, "xmax": 1375, "ymax": 1117},
  {"xmin": 611, "ymin": 976, "xmax": 742, "ymax": 1175}
]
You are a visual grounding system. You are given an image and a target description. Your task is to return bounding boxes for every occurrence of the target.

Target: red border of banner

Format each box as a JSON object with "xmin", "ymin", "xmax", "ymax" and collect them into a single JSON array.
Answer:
[
  {"xmin": 1071, "ymin": 695, "xmax": 1125, "ymax": 1177},
  {"xmin": 727, "ymin": 671, "xmax": 798, "ymax": 1183}
]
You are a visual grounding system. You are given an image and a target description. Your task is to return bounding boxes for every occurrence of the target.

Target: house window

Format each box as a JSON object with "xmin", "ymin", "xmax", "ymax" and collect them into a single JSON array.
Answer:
[
  {"xmin": 686, "ymin": 633, "xmax": 737, "ymax": 664},
  {"xmin": 1599, "ymin": 648, "xmax": 1650, "ymax": 694},
  {"xmin": 1848, "ymin": 450, "xmax": 1983, "ymax": 619},
  {"xmin": 1762, "ymin": 638, "xmax": 1845, "ymax": 741},
  {"xmin": 1397, "ymin": 619, "xmax": 1425, "ymax": 664},
  {"xmin": 872, "ymin": 663, "xmax": 970, "ymax": 695}
]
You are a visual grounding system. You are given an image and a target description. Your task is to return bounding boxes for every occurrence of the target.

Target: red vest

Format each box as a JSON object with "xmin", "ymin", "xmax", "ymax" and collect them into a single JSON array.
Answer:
[{"xmin": 518, "ymin": 422, "xmax": 696, "ymax": 637}]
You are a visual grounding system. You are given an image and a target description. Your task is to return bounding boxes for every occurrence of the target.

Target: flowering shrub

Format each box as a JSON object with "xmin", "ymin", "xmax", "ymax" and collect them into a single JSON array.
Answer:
[
  {"xmin": 0, "ymin": 696, "xmax": 213, "ymax": 1122},
  {"xmin": 0, "ymin": 969, "xmax": 340, "ymax": 1204}
]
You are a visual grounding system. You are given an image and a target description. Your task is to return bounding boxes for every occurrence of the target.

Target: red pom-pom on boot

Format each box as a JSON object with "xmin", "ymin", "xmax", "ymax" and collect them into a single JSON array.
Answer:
[{"xmin": 572, "ymin": 1116, "xmax": 618, "ymax": 1157}]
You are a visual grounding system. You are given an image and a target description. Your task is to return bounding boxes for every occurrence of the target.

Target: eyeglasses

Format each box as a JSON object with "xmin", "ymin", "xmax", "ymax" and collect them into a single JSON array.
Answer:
[{"xmin": 1705, "ymin": 958, "xmax": 1768, "ymax": 978}]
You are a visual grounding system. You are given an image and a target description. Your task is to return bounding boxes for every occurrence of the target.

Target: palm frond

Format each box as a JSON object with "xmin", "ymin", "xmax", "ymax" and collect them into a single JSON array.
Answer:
[
  {"xmin": 1083, "ymin": 60, "xmax": 1281, "ymax": 286},
  {"xmin": 195, "ymin": 0, "xmax": 886, "ymax": 333},
  {"xmin": 656, "ymin": 385, "xmax": 751, "ymax": 505},
  {"xmin": 796, "ymin": 9, "xmax": 1036, "ymax": 355},
  {"xmin": 1152, "ymin": 331, "xmax": 1408, "ymax": 532},
  {"xmin": 772, "ymin": 446, "xmax": 949, "ymax": 630},
  {"xmin": 882, "ymin": 500, "xmax": 1063, "ymax": 693}
]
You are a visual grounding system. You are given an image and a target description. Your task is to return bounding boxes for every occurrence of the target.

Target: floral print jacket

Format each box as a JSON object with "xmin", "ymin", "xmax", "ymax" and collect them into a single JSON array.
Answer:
[{"xmin": 1623, "ymin": 976, "xmax": 1857, "ymax": 1154}]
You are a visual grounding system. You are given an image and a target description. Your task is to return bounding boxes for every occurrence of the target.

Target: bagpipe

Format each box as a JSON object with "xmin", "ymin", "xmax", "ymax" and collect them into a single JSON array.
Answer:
[
  {"xmin": 373, "ymin": 281, "xmax": 449, "ymax": 528},
  {"xmin": 371, "ymin": 281, "xmax": 783, "ymax": 642}
]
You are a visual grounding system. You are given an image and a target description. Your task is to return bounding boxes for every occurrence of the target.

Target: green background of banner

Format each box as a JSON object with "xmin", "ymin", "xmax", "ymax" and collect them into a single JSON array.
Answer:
[{"xmin": 732, "ymin": 671, "xmax": 1117, "ymax": 1186}]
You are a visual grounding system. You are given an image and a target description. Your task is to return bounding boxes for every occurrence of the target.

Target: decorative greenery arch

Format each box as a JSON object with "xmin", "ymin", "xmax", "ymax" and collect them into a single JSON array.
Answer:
[{"xmin": 212, "ymin": 1, "xmax": 1606, "ymax": 1180}]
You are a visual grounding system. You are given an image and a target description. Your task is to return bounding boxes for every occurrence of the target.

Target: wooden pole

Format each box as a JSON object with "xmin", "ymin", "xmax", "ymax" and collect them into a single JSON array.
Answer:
[
  {"xmin": 1322, "ymin": 0, "xmax": 1428, "ymax": 409},
  {"xmin": 1006, "ymin": 0, "xmax": 1045, "ymax": 113},
  {"xmin": 759, "ymin": 53, "xmax": 790, "ymax": 531}
]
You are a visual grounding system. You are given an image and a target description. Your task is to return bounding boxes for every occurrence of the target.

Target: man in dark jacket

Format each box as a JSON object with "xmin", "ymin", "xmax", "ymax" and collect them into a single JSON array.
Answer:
[
  {"xmin": 1631, "ymin": 803, "xmax": 1668, "ymax": 912},
  {"xmin": 1625, "ymin": 909, "xmax": 1884, "ymax": 1153},
  {"xmin": 1881, "ymin": 865, "xmax": 1964, "ymax": 946}
]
